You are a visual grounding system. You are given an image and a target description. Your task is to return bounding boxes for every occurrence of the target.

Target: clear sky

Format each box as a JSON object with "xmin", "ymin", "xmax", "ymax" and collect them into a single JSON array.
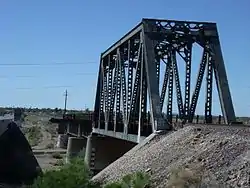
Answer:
[{"xmin": 0, "ymin": 0, "xmax": 249, "ymax": 116}]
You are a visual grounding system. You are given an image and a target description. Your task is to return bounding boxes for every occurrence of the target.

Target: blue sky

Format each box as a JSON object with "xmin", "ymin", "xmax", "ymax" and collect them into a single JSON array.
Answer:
[{"xmin": 0, "ymin": 0, "xmax": 249, "ymax": 116}]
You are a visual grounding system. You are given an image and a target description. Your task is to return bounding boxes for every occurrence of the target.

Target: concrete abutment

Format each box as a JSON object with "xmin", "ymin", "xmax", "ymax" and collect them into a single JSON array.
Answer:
[
  {"xmin": 84, "ymin": 133, "xmax": 137, "ymax": 174},
  {"xmin": 66, "ymin": 137, "xmax": 87, "ymax": 163}
]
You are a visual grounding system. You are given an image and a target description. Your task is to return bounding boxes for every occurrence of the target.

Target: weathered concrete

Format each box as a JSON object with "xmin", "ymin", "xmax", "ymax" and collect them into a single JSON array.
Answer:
[
  {"xmin": 66, "ymin": 137, "xmax": 87, "ymax": 163},
  {"xmin": 84, "ymin": 134, "xmax": 93, "ymax": 167},
  {"xmin": 84, "ymin": 133, "xmax": 137, "ymax": 174},
  {"xmin": 56, "ymin": 134, "xmax": 69, "ymax": 149}
]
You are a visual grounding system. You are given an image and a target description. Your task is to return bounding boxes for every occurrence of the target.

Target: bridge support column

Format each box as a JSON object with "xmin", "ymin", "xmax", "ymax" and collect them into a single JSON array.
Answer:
[
  {"xmin": 56, "ymin": 134, "xmax": 68, "ymax": 149},
  {"xmin": 66, "ymin": 137, "xmax": 87, "ymax": 163},
  {"xmin": 84, "ymin": 133, "xmax": 136, "ymax": 175},
  {"xmin": 84, "ymin": 134, "xmax": 95, "ymax": 172}
]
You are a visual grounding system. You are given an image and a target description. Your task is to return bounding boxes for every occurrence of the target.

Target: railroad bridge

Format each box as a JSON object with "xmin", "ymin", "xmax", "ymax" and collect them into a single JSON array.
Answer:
[{"xmin": 51, "ymin": 18, "xmax": 238, "ymax": 174}]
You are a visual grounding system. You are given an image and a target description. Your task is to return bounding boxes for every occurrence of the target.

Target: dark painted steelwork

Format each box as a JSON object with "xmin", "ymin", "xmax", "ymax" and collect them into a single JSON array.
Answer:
[
  {"xmin": 50, "ymin": 113, "xmax": 93, "ymax": 137},
  {"xmin": 94, "ymin": 18, "xmax": 236, "ymax": 139}
]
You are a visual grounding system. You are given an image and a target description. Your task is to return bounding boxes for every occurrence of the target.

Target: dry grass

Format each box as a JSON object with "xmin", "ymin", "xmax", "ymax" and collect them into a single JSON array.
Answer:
[
  {"xmin": 167, "ymin": 165, "xmax": 220, "ymax": 188},
  {"xmin": 167, "ymin": 166, "xmax": 203, "ymax": 188},
  {"xmin": 22, "ymin": 126, "xmax": 43, "ymax": 146}
]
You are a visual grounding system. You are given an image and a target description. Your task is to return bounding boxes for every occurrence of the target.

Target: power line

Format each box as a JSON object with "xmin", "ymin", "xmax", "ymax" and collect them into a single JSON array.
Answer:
[
  {"xmin": 0, "ymin": 72, "xmax": 96, "ymax": 79},
  {"xmin": 14, "ymin": 85, "xmax": 74, "ymax": 90},
  {"xmin": 0, "ymin": 62, "xmax": 97, "ymax": 66}
]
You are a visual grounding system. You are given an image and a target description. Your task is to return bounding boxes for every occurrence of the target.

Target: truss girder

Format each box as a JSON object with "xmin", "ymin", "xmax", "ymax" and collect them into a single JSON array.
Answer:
[
  {"xmin": 159, "ymin": 59, "xmax": 169, "ymax": 111},
  {"xmin": 94, "ymin": 18, "xmax": 236, "ymax": 137},
  {"xmin": 188, "ymin": 49, "xmax": 208, "ymax": 122},
  {"xmin": 172, "ymin": 50, "xmax": 184, "ymax": 119}
]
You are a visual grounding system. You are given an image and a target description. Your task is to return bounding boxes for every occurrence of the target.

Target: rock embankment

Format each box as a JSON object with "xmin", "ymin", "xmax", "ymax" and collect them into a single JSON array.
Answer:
[{"xmin": 93, "ymin": 124, "xmax": 250, "ymax": 187}]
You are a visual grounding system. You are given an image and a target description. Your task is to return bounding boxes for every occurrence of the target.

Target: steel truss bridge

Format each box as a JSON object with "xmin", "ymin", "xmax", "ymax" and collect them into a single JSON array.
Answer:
[{"xmin": 92, "ymin": 18, "xmax": 236, "ymax": 143}]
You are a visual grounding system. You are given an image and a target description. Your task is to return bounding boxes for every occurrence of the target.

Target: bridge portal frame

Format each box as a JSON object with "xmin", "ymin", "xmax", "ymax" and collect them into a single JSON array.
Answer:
[{"xmin": 93, "ymin": 18, "xmax": 236, "ymax": 142}]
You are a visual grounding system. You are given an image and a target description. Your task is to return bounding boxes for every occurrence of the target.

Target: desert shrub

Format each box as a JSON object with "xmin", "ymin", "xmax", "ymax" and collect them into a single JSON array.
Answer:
[
  {"xmin": 44, "ymin": 123, "xmax": 57, "ymax": 136},
  {"xmin": 51, "ymin": 152, "xmax": 62, "ymax": 159},
  {"xmin": 30, "ymin": 157, "xmax": 93, "ymax": 188},
  {"xmin": 104, "ymin": 172, "xmax": 150, "ymax": 188},
  {"xmin": 53, "ymin": 159, "xmax": 64, "ymax": 167},
  {"xmin": 30, "ymin": 152, "xmax": 150, "ymax": 188},
  {"xmin": 22, "ymin": 126, "xmax": 42, "ymax": 146},
  {"xmin": 167, "ymin": 166, "xmax": 203, "ymax": 188},
  {"xmin": 46, "ymin": 143, "xmax": 54, "ymax": 149}
]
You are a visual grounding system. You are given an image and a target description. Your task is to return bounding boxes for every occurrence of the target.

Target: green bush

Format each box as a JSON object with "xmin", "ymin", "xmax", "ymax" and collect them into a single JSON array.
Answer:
[
  {"xmin": 104, "ymin": 172, "xmax": 150, "ymax": 188},
  {"xmin": 29, "ymin": 155, "xmax": 150, "ymax": 188},
  {"xmin": 30, "ymin": 157, "xmax": 94, "ymax": 188},
  {"xmin": 53, "ymin": 159, "xmax": 64, "ymax": 167}
]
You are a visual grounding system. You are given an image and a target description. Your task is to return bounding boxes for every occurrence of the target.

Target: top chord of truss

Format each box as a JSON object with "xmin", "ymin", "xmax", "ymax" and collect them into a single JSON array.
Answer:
[{"xmin": 102, "ymin": 18, "xmax": 218, "ymax": 58}]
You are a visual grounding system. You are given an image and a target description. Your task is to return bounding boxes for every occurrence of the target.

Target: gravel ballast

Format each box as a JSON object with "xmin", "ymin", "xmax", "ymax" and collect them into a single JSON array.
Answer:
[{"xmin": 92, "ymin": 124, "xmax": 250, "ymax": 187}]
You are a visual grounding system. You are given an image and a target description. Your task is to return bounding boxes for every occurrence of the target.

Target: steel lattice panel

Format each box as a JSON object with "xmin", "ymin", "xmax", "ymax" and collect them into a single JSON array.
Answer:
[{"xmin": 93, "ymin": 18, "xmax": 236, "ymax": 141}]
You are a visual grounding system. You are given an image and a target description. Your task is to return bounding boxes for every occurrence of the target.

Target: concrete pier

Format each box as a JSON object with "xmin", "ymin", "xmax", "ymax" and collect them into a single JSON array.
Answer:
[
  {"xmin": 84, "ymin": 134, "xmax": 93, "ymax": 167},
  {"xmin": 66, "ymin": 137, "xmax": 87, "ymax": 163},
  {"xmin": 84, "ymin": 133, "xmax": 136, "ymax": 174},
  {"xmin": 56, "ymin": 134, "xmax": 69, "ymax": 149}
]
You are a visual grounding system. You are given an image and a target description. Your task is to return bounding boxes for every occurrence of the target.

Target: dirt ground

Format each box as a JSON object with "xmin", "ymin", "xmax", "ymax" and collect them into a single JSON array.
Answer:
[
  {"xmin": 22, "ymin": 112, "xmax": 66, "ymax": 171},
  {"xmin": 35, "ymin": 152, "xmax": 66, "ymax": 170},
  {"xmin": 23, "ymin": 112, "xmax": 250, "ymax": 187}
]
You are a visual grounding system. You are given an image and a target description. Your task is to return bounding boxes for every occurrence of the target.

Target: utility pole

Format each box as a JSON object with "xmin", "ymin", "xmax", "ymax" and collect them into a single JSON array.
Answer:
[{"xmin": 63, "ymin": 89, "xmax": 68, "ymax": 115}]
